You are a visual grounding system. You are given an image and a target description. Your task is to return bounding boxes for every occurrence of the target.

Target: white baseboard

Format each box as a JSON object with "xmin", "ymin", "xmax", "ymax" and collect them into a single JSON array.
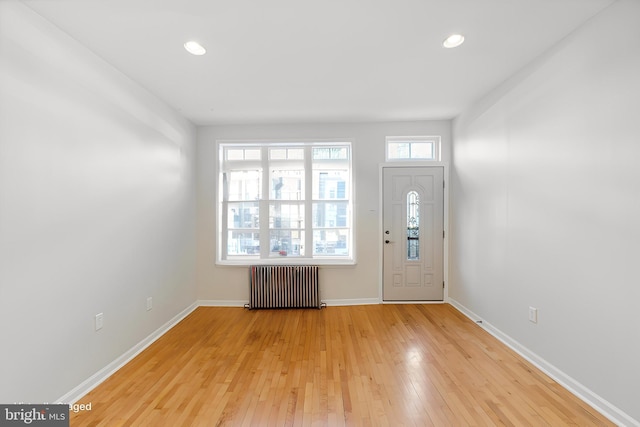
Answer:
[
  {"xmin": 448, "ymin": 297, "xmax": 638, "ymax": 427},
  {"xmin": 323, "ymin": 298, "xmax": 379, "ymax": 306},
  {"xmin": 381, "ymin": 300, "xmax": 444, "ymax": 304},
  {"xmin": 197, "ymin": 299, "xmax": 247, "ymax": 307},
  {"xmin": 58, "ymin": 298, "xmax": 380, "ymax": 403},
  {"xmin": 62, "ymin": 297, "xmax": 638, "ymax": 426},
  {"xmin": 197, "ymin": 298, "xmax": 381, "ymax": 307},
  {"xmin": 55, "ymin": 302, "xmax": 198, "ymax": 404}
]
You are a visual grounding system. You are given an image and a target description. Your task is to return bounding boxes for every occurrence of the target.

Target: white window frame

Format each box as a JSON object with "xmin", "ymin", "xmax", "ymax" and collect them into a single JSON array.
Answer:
[
  {"xmin": 217, "ymin": 140, "xmax": 355, "ymax": 265},
  {"xmin": 385, "ymin": 136, "xmax": 441, "ymax": 161}
]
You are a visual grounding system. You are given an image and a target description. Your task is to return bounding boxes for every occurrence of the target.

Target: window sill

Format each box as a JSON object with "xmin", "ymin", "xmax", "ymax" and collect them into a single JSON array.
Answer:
[{"xmin": 216, "ymin": 258, "xmax": 356, "ymax": 267}]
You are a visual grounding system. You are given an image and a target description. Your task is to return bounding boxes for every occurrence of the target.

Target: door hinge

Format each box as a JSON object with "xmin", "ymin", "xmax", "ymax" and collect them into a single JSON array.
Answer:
[
  {"xmin": 443, "ymin": 281, "xmax": 445, "ymax": 289},
  {"xmin": 443, "ymin": 230, "xmax": 445, "ymax": 238}
]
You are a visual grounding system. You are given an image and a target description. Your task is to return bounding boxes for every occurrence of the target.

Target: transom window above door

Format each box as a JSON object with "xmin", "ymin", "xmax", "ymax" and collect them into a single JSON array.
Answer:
[
  {"xmin": 218, "ymin": 141, "xmax": 353, "ymax": 265},
  {"xmin": 386, "ymin": 136, "xmax": 441, "ymax": 161}
]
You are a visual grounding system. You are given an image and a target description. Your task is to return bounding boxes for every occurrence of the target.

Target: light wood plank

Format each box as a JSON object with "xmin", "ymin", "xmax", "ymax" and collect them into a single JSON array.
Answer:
[{"xmin": 70, "ymin": 304, "xmax": 614, "ymax": 426}]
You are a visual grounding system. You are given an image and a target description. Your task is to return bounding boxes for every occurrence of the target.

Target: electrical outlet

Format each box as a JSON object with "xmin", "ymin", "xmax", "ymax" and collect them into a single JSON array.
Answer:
[
  {"xmin": 95, "ymin": 313, "xmax": 104, "ymax": 331},
  {"xmin": 146, "ymin": 297, "xmax": 153, "ymax": 311},
  {"xmin": 528, "ymin": 307, "xmax": 538, "ymax": 323}
]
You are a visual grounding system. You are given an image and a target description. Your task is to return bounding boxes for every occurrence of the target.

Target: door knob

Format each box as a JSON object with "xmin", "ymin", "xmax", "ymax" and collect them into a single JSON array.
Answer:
[
  {"xmin": 385, "ymin": 240, "xmax": 391, "ymax": 244},
  {"xmin": 385, "ymin": 230, "xmax": 390, "ymax": 234}
]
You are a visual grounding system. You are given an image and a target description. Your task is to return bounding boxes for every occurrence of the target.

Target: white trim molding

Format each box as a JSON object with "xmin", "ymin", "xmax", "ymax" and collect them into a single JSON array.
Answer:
[
  {"xmin": 59, "ymin": 296, "xmax": 638, "ymax": 427},
  {"xmin": 56, "ymin": 302, "xmax": 198, "ymax": 405},
  {"xmin": 448, "ymin": 298, "xmax": 639, "ymax": 427},
  {"xmin": 381, "ymin": 300, "xmax": 445, "ymax": 305},
  {"xmin": 58, "ymin": 298, "xmax": 382, "ymax": 401},
  {"xmin": 322, "ymin": 298, "xmax": 379, "ymax": 306},
  {"xmin": 198, "ymin": 298, "xmax": 380, "ymax": 307},
  {"xmin": 197, "ymin": 299, "xmax": 247, "ymax": 307}
]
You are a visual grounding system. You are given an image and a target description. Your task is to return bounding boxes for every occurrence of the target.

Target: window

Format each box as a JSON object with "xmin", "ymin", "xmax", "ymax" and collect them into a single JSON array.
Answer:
[
  {"xmin": 386, "ymin": 136, "xmax": 440, "ymax": 161},
  {"xmin": 407, "ymin": 191, "xmax": 420, "ymax": 260},
  {"xmin": 218, "ymin": 142, "xmax": 353, "ymax": 264}
]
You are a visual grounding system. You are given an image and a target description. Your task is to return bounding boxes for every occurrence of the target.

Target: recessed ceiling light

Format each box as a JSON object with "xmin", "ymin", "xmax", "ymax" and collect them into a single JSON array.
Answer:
[
  {"xmin": 443, "ymin": 34, "xmax": 465, "ymax": 49},
  {"xmin": 184, "ymin": 41, "xmax": 206, "ymax": 56}
]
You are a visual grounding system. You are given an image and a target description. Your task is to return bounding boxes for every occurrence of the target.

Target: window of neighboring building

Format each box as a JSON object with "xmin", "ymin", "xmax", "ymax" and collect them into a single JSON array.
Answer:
[
  {"xmin": 218, "ymin": 141, "xmax": 353, "ymax": 264},
  {"xmin": 386, "ymin": 136, "xmax": 440, "ymax": 161}
]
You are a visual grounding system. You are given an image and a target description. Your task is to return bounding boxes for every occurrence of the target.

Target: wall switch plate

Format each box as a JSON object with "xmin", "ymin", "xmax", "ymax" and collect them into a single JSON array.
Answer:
[
  {"xmin": 95, "ymin": 313, "xmax": 104, "ymax": 331},
  {"xmin": 529, "ymin": 307, "xmax": 538, "ymax": 323},
  {"xmin": 146, "ymin": 297, "xmax": 153, "ymax": 311}
]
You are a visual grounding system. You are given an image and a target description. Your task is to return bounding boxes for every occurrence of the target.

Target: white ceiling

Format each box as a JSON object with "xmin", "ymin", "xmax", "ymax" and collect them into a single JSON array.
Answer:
[{"xmin": 22, "ymin": 0, "xmax": 614, "ymax": 126}]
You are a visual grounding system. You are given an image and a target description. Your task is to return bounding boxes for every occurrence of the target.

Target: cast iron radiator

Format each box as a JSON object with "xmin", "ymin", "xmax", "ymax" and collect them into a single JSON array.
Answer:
[{"xmin": 246, "ymin": 265, "xmax": 324, "ymax": 309}]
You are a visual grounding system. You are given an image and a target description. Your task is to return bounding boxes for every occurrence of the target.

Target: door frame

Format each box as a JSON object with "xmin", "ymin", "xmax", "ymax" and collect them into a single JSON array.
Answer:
[{"xmin": 378, "ymin": 163, "xmax": 450, "ymax": 303}]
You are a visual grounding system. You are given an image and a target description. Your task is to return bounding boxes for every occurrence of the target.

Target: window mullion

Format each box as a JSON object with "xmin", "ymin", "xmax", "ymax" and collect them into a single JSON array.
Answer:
[
  {"xmin": 304, "ymin": 145, "xmax": 313, "ymax": 258},
  {"xmin": 259, "ymin": 146, "xmax": 270, "ymax": 259},
  {"xmin": 220, "ymin": 171, "xmax": 228, "ymax": 261}
]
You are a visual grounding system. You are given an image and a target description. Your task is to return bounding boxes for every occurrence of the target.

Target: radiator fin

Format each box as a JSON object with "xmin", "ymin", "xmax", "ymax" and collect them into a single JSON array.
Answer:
[{"xmin": 247, "ymin": 265, "xmax": 321, "ymax": 309}]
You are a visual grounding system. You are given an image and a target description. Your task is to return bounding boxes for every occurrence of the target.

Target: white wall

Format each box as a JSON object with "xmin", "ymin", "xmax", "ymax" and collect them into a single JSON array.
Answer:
[
  {"xmin": 196, "ymin": 121, "xmax": 450, "ymax": 303},
  {"xmin": 451, "ymin": 0, "xmax": 640, "ymax": 424},
  {"xmin": 0, "ymin": 2, "xmax": 197, "ymax": 403}
]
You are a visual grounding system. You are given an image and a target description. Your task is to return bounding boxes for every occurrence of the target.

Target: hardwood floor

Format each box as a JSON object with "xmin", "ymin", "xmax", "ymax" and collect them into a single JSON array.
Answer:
[{"xmin": 70, "ymin": 304, "xmax": 614, "ymax": 426}]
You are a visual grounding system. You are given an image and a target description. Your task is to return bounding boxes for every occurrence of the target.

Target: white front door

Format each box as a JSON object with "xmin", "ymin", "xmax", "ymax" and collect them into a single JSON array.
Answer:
[{"xmin": 383, "ymin": 167, "xmax": 444, "ymax": 301}]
